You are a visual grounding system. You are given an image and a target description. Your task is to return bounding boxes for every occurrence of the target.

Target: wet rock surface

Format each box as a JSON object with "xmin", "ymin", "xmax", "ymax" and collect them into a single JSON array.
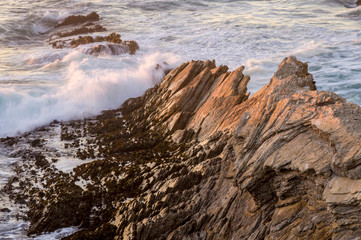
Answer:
[
  {"xmin": 51, "ymin": 33, "xmax": 139, "ymax": 55},
  {"xmin": 55, "ymin": 12, "xmax": 100, "ymax": 28},
  {"xmin": 47, "ymin": 13, "xmax": 139, "ymax": 55},
  {"xmin": 2, "ymin": 56, "xmax": 361, "ymax": 239},
  {"xmin": 50, "ymin": 23, "xmax": 107, "ymax": 40}
]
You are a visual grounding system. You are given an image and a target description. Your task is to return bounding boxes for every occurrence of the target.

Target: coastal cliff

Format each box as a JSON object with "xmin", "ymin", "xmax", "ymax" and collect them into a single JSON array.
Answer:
[{"xmin": 2, "ymin": 56, "xmax": 361, "ymax": 239}]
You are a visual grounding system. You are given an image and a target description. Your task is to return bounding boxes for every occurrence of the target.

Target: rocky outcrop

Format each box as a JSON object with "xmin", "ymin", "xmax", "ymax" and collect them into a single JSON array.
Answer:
[
  {"xmin": 2, "ymin": 56, "xmax": 361, "ymax": 239},
  {"xmin": 48, "ymin": 13, "xmax": 139, "ymax": 55},
  {"xmin": 55, "ymin": 12, "xmax": 100, "ymax": 28},
  {"xmin": 50, "ymin": 12, "xmax": 107, "ymax": 41},
  {"xmin": 49, "ymin": 23, "xmax": 107, "ymax": 40},
  {"xmin": 51, "ymin": 32, "xmax": 139, "ymax": 55}
]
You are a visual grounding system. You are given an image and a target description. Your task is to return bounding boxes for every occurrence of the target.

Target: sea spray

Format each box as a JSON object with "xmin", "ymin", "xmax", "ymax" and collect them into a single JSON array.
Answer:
[
  {"xmin": 0, "ymin": 51, "xmax": 181, "ymax": 137},
  {"xmin": 1, "ymin": 0, "xmax": 361, "ymax": 238}
]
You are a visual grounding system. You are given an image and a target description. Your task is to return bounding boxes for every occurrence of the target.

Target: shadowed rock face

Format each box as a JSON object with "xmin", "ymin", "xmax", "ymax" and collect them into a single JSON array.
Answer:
[
  {"xmin": 56, "ymin": 12, "xmax": 100, "ymax": 28},
  {"xmin": 3, "ymin": 57, "xmax": 361, "ymax": 239},
  {"xmin": 51, "ymin": 32, "xmax": 139, "ymax": 55},
  {"xmin": 50, "ymin": 12, "xmax": 106, "ymax": 40}
]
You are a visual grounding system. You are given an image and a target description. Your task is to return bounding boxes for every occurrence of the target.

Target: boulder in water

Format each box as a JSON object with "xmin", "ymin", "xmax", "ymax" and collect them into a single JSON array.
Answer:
[
  {"xmin": 56, "ymin": 12, "xmax": 100, "ymax": 28},
  {"xmin": 49, "ymin": 24, "xmax": 107, "ymax": 40},
  {"xmin": 50, "ymin": 32, "xmax": 139, "ymax": 55}
]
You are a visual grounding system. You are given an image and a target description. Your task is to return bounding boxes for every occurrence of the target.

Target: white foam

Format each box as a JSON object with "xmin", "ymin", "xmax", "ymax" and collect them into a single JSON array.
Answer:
[
  {"xmin": 27, "ymin": 50, "xmax": 70, "ymax": 65},
  {"xmin": 80, "ymin": 43, "xmax": 131, "ymax": 56},
  {"xmin": 288, "ymin": 40, "xmax": 331, "ymax": 58},
  {"xmin": 244, "ymin": 58, "xmax": 268, "ymax": 75},
  {"xmin": 1, "ymin": 0, "xmax": 361, "ymax": 237},
  {"xmin": 0, "ymin": 51, "xmax": 180, "ymax": 137},
  {"xmin": 31, "ymin": 226, "xmax": 79, "ymax": 240}
]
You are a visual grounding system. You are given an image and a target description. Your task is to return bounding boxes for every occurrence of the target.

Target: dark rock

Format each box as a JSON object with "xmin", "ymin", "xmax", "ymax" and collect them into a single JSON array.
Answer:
[
  {"xmin": 56, "ymin": 12, "xmax": 100, "ymax": 28},
  {"xmin": 51, "ymin": 24, "xmax": 107, "ymax": 39},
  {"xmin": 30, "ymin": 139, "xmax": 43, "ymax": 148},
  {"xmin": 34, "ymin": 153, "xmax": 50, "ymax": 169},
  {"xmin": 27, "ymin": 183, "xmax": 91, "ymax": 235},
  {"xmin": 83, "ymin": 43, "xmax": 131, "ymax": 56},
  {"xmin": 0, "ymin": 208, "xmax": 11, "ymax": 213},
  {"xmin": 63, "ymin": 223, "xmax": 116, "ymax": 240},
  {"xmin": 0, "ymin": 136, "xmax": 19, "ymax": 146},
  {"xmin": 50, "ymin": 32, "xmax": 139, "ymax": 55},
  {"xmin": 2, "ymin": 56, "xmax": 361, "ymax": 240}
]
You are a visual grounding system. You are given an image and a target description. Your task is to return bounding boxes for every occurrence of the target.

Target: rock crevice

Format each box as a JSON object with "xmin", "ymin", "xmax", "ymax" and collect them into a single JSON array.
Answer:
[{"xmin": 2, "ymin": 56, "xmax": 361, "ymax": 239}]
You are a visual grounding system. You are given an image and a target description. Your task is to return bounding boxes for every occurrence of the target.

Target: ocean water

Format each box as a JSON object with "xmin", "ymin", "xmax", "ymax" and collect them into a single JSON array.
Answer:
[
  {"xmin": 1, "ymin": 0, "xmax": 361, "ymax": 238},
  {"xmin": 1, "ymin": 0, "xmax": 361, "ymax": 137}
]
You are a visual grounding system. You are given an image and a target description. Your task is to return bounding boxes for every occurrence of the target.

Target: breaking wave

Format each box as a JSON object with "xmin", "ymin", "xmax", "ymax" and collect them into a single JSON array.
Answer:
[{"xmin": 0, "ymin": 51, "xmax": 180, "ymax": 137}]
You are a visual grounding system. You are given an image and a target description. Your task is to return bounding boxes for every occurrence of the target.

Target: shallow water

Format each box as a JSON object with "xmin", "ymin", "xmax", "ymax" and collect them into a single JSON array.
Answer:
[{"xmin": 1, "ymin": 0, "xmax": 361, "ymax": 238}]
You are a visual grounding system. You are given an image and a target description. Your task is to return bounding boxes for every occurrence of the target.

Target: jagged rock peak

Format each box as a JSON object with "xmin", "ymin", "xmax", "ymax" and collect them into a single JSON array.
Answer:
[
  {"xmin": 3, "ymin": 57, "xmax": 361, "ymax": 240},
  {"xmin": 122, "ymin": 59, "xmax": 252, "ymax": 141},
  {"xmin": 273, "ymin": 56, "xmax": 316, "ymax": 90}
]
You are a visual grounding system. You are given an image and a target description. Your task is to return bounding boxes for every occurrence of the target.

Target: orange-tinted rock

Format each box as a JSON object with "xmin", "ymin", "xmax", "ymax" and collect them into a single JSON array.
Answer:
[
  {"xmin": 108, "ymin": 56, "xmax": 361, "ymax": 239},
  {"xmin": 50, "ymin": 13, "xmax": 139, "ymax": 56},
  {"xmin": 122, "ymin": 40, "xmax": 139, "ymax": 54},
  {"xmin": 50, "ymin": 32, "xmax": 139, "ymax": 55},
  {"xmin": 50, "ymin": 24, "xmax": 107, "ymax": 39},
  {"xmin": 4, "ymin": 57, "xmax": 361, "ymax": 239},
  {"xmin": 56, "ymin": 12, "xmax": 100, "ymax": 27}
]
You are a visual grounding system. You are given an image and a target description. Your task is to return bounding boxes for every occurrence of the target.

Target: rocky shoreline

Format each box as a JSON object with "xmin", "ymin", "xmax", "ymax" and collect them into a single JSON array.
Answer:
[
  {"xmin": 1, "ymin": 55, "xmax": 361, "ymax": 239},
  {"xmin": 47, "ymin": 12, "xmax": 139, "ymax": 55}
]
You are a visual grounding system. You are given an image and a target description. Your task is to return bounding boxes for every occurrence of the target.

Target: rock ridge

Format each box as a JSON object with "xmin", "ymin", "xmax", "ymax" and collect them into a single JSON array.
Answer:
[
  {"xmin": 46, "ymin": 12, "xmax": 139, "ymax": 55},
  {"xmin": 2, "ymin": 56, "xmax": 361, "ymax": 239}
]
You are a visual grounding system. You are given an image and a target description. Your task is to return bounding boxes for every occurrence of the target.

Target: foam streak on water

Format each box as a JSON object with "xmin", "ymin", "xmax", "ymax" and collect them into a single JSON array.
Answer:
[{"xmin": 0, "ymin": 0, "xmax": 361, "ymax": 238}]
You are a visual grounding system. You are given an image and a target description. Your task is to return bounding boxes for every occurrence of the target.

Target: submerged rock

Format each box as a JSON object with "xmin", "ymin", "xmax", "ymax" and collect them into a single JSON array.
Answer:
[
  {"xmin": 2, "ymin": 56, "xmax": 361, "ymax": 239},
  {"xmin": 83, "ymin": 43, "xmax": 133, "ymax": 56}
]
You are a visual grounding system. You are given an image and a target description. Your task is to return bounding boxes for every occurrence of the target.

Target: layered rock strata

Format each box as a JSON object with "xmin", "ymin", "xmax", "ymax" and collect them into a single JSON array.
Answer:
[{"xmin": 2, "ymin": 57, "xmax": 361, "ymax": 240}]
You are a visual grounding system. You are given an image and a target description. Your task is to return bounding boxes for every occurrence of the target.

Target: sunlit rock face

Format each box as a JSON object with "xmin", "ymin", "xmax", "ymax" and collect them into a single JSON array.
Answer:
[
  {"xmin": 3, "ymin": 56, "xmax": 361, "ymax": 239},
  {"xmin": 106, "ymin": 56, "xmax": 361, "ymax": 240}
]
